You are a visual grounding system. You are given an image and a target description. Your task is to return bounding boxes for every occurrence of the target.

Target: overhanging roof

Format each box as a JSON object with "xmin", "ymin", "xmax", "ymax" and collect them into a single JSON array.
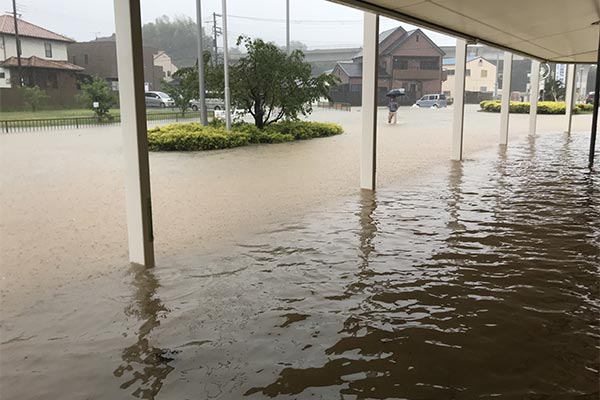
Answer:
[{"xmin": 328, "ymin": 0, "xmax": 600, "ymax": 64}]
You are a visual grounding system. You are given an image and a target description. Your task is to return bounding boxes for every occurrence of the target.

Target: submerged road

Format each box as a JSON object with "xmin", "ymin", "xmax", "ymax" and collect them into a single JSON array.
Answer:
[{"xmin": 0, "ymin": 105, "xmax": 594, "ymax": 310}]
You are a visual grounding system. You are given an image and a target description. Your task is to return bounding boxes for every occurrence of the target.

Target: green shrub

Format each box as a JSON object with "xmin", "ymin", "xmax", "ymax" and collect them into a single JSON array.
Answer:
[
  {"xmin": 147, "ymin": 120, "xmax": 343, "ymax": 151},
  {"xmin": 479, "ymin": 100, "xmax": 591, "ymax": 114},
  {"xmin": 148, "ymin": 123, "xmax": 250, "ymax": 151}
]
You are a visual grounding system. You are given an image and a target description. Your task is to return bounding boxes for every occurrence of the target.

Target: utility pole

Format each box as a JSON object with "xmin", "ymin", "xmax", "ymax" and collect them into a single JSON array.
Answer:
[
  {"xmin": 221, "ymin": 0, "xmax": 231, "ymax": 130},
  {"xmin": 12, "ymin": 0, "xmax": 22, "ymax": 87},
  {"xmin": 196, "ymin": 0, "xmax": 207, "ymax": 125},
  {"xmin": 212, "ymin": 12, "xmax": 221, "ymax": 67},
  {"xmin": 286, "ymin": 0, "xmax": 290, "ymax": 54}
]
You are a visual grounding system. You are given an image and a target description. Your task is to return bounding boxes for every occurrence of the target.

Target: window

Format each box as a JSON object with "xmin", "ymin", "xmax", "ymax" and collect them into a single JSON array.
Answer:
[
  {"xmin": 167, "ymin": 70, "xmax": 171, "ymax": 77},
  {"xmin": 72, "ymin": 55, "xmax": 77, "ymax": 64},
  {"xmin": 416, "ymin": 35, "xmax": 419, "ymax": 42},
  {"xmin": 466, "ymin": 69, "xmax": 471, "ymax": 77},
  {"xmin": 393, "ymin": 57, "xmax": 408, "ymax": 70},
  {"xmin": 382, "ymin": 61, "xmax": 387, "ymax": 70},
  {"xmin": 44, "ymin": 43, "xmax": 52, "ymax": 58},
  {"xmin": 350, "ymin": 84, "xmax": 361, "ymax": 93},
  {"xmin": 419, "ymin": 57, "xmax": 438, "ymax": 70},
  {"xmin": 480, "ymin": 86, "xmax": 487, "ymax": 92},
  {"xmin": 481, "ymin": 69, "xmax": 488, "ymax": 78},
  {"xmin": 0, "ymin": 72, "xmax": 4, "ymax": 78},
  {"xmin": 447, "ymin": 69, "xmax": 455, "ymax": 76},
  {"xmin": 84, "ymin": 54, "xmax": 88, "ymax": 64}
]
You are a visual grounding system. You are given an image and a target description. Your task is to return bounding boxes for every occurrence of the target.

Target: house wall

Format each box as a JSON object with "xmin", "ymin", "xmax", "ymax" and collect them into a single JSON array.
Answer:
[
  {"xmin": 154, "ymin": 52, "xmax": 177, "ymax": 81},
  {"xmin": 0, "ymin": 35, "xmax": 70, "ymax": 89},
  {"xmin": 68, "ymin": 41, "xmax": 164, "ymax": 90},
  {"xmin": 443, "ymin": 58, "xmax": 497, "ymax": 98},
  {"xmin": 1, "ymin": 35, "xmax": 68, "ymax": 61}
]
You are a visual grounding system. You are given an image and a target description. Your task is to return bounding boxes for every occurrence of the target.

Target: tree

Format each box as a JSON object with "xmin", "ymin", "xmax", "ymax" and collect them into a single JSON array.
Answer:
[
  {"xmin": 81, "ymin": 75, "xmax": 115, "ymax": 118},
  {"xmin": 161, "ymin": 66, "xmax": 197, "ymax": 115},
  {"xmin": 142, "ymin": 15, "xmax": 214, "ymax": 67},
  {"xmin": 230, "ymin": 36, "xmax": 338, "ymax": 129},
  {"xmin": 22, "ymin": 86, "xmax": 48, "ymax": 111}
]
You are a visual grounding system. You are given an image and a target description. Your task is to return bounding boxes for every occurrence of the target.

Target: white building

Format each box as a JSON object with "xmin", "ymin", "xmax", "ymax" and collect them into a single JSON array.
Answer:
[
  {"xmin": 442, "ymin": 56, "xmax": 497, "ymax": 99},
  {"xmin": 0, "ymin": 14, "xmax": 81, "ymax": 89},
  {"xmin": 153, "ymin": 51, "xmax": 177, "ymax": 82}
]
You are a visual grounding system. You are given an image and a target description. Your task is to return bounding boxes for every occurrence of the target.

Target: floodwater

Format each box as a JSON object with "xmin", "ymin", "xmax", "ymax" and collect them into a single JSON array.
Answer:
[{"xmin": 1, "ymin": 129, "xmax": 598, "ymax": 399}]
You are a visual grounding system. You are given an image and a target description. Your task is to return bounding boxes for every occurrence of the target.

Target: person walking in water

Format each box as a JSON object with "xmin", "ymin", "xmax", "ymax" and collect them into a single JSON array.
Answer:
[{"xmin": 388, "ymin": 96, "xmax": 399, "ymax": 124}]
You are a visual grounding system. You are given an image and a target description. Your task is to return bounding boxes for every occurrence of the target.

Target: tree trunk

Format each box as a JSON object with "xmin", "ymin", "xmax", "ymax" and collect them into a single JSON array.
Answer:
[{"xmin": 254, "ymin": 101, "xmax": 264, "ymax": 129}]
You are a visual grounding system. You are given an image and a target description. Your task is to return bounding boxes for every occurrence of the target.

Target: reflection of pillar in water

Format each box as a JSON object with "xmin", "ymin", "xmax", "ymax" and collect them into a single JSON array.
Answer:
[
  {"xmin": 113, "ymin": 265, "xmax": 174, "ymax": 399},
  {"xmin": 358, "ymin": 189, "xmax": 378, "ymax": 268}
]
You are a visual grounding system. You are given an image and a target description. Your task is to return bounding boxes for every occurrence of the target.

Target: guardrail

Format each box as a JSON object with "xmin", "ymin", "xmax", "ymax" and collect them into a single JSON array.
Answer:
[
  {"xmin": 317, "ymin": 101, "xmax": 352, "ymax": 111},
  {"xmin": 1, "ymin": 111, "xmax": 203, "ymax": 133}
]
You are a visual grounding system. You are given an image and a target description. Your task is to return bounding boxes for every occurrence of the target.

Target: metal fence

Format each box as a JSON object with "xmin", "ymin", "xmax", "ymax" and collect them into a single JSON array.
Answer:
[
  {"xmin": 1, "ymin": 111, "xmax": 203, "ymax": 133},
  {"xmin": 317, "ymin": 101, "xmax": 352, "ymax": 111}
]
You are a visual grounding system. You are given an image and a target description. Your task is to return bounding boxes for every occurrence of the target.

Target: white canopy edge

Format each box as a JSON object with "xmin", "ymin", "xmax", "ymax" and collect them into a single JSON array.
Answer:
[{"xmin": 328, "ymin": 0, "xmax": 600, "ymax": 64}]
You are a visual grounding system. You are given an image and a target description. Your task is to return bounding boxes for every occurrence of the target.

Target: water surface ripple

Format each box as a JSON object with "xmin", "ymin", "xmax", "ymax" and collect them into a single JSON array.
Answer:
[{"xmin": 2, "ymin": 133, "xmax": 599, "ymax": 399}]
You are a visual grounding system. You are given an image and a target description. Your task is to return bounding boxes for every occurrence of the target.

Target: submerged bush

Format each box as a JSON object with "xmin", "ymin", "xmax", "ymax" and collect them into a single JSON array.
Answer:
[
  {"xmin": 147, "ymin": 120, "xmax": 343, "ymax": 151},
  {"xmin": 479, "ymin": 100, "xmax": 592, "ymax": 114}
]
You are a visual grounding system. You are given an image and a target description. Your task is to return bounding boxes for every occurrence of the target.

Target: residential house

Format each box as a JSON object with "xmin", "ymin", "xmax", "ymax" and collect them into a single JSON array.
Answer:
[
  {"xmin": 442, "ymin": 56, "xmax": 497, "ymax": 102},
  {"xmin": 153, "ymin": 51, "xmax": 177, "ymax": 82},
  {"xmin": 303, "ymin": 47, "xmax": 361, "ymax": 75},
  {"xmin": 330, "ymin": 27, "xmax": 445, "ymax": 106},
  {"xmin": 67, "ymin": 38, "xmax": 164, "ymax": 91},
  {"xmin": 0, "ymin": 14, "xmax": 83, "ymax": 109}
]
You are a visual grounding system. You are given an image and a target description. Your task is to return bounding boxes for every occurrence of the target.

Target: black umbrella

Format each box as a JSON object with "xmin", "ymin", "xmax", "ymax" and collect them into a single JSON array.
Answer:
[{"xmin": 386, "ymin": 88, "xmax": 405, "ymax": 97}]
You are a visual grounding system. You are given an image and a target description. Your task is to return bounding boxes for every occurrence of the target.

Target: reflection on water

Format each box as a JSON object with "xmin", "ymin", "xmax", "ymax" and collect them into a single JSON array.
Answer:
[
  {"xmin": 113, "ymin": 265, "xmax": 174, "ymax": 399},
  {"xmin": 97, "ymin": 132, "xmax": 598, "ymax": 399},
  {"xmin": 236, "ymin": 132, "xmax": 599, "ymax": 399}
]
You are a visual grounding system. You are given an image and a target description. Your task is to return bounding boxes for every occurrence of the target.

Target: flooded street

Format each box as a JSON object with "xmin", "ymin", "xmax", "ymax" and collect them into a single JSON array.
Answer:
[{"xmin": 1, "ymin": 108, "xmax": 599, "ymax": 399}]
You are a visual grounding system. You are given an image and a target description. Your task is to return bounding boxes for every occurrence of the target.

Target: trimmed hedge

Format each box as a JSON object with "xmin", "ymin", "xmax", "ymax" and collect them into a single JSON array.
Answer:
[
  {"xmin": 148, "ymin": 120, "xmax": 344, "ymax": 151},
  {"xmin": 479, "ymin": 100, "xmax": 594, "ymax": 114}
]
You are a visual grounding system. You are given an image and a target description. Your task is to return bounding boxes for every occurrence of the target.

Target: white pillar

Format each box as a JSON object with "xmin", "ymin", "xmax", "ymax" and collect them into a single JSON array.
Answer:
[
  {"xmin": 221, "ymin": 0, "xmax": 232, "ymax": 131},
  {"xmin": 529, "ymin": 60, "xmax": 540, "ymax": 136},
  {"xmin": 499, "ymin": 52, "xmax": 513, "ymax": 145},
  {"xmin": 565, "ymin": 64, "xmax": 576, "ymax": 134},
  {"xmin": 360, "ymin": 12, "xmax": 378, "ymax": 190},
  {"xmin": 114, "ymin": 0, "xmax": 155, "ymax": 267},
  {"xmin": 452, "ymin": 39, "xmax": 467, "ymax": 161}
]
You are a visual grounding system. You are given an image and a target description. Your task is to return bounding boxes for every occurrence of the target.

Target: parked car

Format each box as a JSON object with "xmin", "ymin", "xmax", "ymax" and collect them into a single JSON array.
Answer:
[
  {"xmin": 585, "ymin": 92, "xmax": 595, "ymax": 104},
  {"xmin": 144, "ymin": 91, "xmax": 175, "ymax": 108},
  {"xmin": 189, "ymin": 97, "xmax": 225, "ymax": 111},
  {"xmin": 415, "ymin": 93, "xmax": 447, "ymax": 108}
]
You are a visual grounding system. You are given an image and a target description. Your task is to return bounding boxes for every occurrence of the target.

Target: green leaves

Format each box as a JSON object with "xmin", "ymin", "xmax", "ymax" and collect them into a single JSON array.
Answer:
[
  {"xmin": 147, "ymin": 121, "xmax": 344, "ymax": 151},
  {"xmin": 230, "ymin": 36, "xmax": 339, "ymax": 129},
  {"xmin": 22, "ymin": 86, "xmax": 49, "ymax": 112},
  {"xmin": 80, "ymin": 75, "xmax": 115, "ymax": 118},
  {"xmin": 479, "ymin": 100, "xmax": 591, "ymax": 114}
]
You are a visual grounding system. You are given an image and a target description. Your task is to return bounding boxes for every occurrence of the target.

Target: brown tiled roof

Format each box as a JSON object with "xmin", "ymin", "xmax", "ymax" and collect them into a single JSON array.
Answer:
[
  {"xmin": 0, "ymin": 56, "xmax": 84, "ymax": 71},
  {"xmin": 0, "ymin": 14, "xmax": 74, "ymax": 43}
]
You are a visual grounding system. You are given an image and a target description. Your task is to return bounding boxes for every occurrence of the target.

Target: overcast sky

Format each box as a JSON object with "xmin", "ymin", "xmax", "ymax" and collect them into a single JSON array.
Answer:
[{"xmin": 3, "ymin": 0, "xmax": 456, "ymax": 49}]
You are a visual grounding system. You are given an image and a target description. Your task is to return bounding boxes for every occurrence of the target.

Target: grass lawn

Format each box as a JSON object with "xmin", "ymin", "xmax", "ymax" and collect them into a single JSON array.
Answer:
[{"xmin": 0, "ymin": 107, "xmax": 182, "ymax": 121}]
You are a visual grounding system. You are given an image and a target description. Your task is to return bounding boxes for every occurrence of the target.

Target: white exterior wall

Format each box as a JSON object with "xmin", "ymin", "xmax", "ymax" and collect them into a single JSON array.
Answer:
[
  {"xmin": 0, "ymin": 35, "xmax": 69, "ymax": 88},
  {"xmin": 1, "ymin": 35, "xmax": 69, "ymax": 61},
  {"xmin": 443, "ymin": 57, "xmax": 497, "ymax": 97},
  {"xmin": 153, "ymin": 52, "xmax": 177, "ymax": 81},
  {"xmin": 0, "ymin": 67, "xmax": 10, "ymax": 88}
]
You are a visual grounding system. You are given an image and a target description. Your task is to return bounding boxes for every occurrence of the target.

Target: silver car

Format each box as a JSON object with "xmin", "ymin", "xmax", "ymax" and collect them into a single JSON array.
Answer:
[
  {"xmin": 415, "ymin": 93, "xmax": 447, "ymax": 108},
  {"xmin": 189, "ymin": 97, "xmax": 225, "ymax": 111},
  {"xmin": 144, "ymin": 91, "xmax": 175, "ymax": 108}
]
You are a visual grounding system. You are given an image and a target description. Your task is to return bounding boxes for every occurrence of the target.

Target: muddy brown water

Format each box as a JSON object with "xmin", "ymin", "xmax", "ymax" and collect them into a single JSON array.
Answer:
[{"xmin": 1, "ymin": 131, "xmax": 599, "ymax": 399}]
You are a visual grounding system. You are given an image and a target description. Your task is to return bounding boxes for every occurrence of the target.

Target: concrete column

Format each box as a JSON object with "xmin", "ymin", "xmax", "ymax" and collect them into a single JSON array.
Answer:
[
  {"xmin": 360, "ymin": 12, "xmax": 379, "ymax": 190},
  {"xmin": 114, "ymin": 0, "xmax": 155, "ymax": 267},
  {"xmin": 529, "ymin": 60, "xmax": 540, "ymax": 136},
  {"xmin": 564, "ymin": 64, "xmax": 576, "ymax": 134},
  {"xmin": 499, "ymin": 52, "xmax": 513, "ymax": 145},
  {"xmin": 452, "ymin": 39, "xmax": 467, "ymax": 161}
]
